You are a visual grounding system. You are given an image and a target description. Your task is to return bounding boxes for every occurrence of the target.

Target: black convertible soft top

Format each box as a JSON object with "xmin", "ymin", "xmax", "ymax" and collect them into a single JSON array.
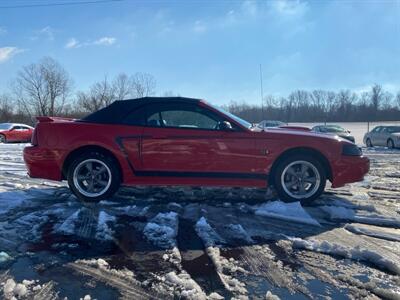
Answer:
[{"xmin": 81, "ymin": 96, "xmax": 201, "ymax": 124}]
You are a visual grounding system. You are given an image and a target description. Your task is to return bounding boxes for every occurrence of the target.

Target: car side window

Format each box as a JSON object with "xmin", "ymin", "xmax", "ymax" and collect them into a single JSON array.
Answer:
[
  {"xmin": 145, "ymin": 103, "xmax": 224, "ymax": 130},
  {"xmin": 122, "ymin": 106, "xmax": 147, "ymax": 126}
]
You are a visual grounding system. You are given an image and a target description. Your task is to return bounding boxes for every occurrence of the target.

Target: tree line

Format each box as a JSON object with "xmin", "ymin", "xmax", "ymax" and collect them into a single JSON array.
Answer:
[
  {"xmin": 224, "ymin": 86, "xmax": 400, "ymax": 123},
  {"xmin": 1, "ymin": 57, "xmax": 399, "ymax": 125}
]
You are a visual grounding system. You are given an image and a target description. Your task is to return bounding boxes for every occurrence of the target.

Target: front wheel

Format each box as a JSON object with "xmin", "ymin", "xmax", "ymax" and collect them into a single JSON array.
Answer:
[
  {"xmin": 387, "ymin": 139, "xmax": 395, "ymax": 149},
  {"xmin": 67, "ymin": 152, "xmax": 121, "ymax": 202},
  {"xmin": 0, "ymin": 134, "xmax": 6, "ymax": 143},
  {"xmin": 366, "ymin": 138, "xmax": 373, "ymax": 147},
  {"xmin": 273, "ymin": 155, "xmax": 326, "ymax": 204}
]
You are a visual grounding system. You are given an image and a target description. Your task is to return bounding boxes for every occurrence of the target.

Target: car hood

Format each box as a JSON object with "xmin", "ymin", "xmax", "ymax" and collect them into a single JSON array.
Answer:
[{"xmin": 253, "ymin": 126, "xmax": 346, "ymax": 143}]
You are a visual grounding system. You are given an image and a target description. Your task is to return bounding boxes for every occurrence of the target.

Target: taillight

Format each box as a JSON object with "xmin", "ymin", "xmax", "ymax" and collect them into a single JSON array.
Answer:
[{"xmin": 31, "ymin": 128, "xmax": 38, "ymax": 146}]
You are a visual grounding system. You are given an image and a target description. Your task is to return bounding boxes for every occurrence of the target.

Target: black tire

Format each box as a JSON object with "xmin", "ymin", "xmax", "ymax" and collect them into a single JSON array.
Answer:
[
  {"xmin": 272, "ymin": 154, "xmax": 326, "ymax": 204},
  {"xmin": 366, "ymin": 138, "xmax": 373, "ymax": 147},
  {"xmin": 67, "ymin": 151, "xmax": 121, "ymax": 202},
  {"xmin": 387, "ymin": 139, "xmax": 395, "ymax": 149},
  {"xmin": 0, "ymin": 134, "xmax": 6, "ymax": 143}
]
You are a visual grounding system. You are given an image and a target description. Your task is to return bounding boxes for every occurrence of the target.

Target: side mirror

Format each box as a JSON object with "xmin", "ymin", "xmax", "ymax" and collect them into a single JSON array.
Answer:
[
  {"xmin": 347, "ymin": 130, "xmax": 351, "ymax": 133},
  {"xmin": 10, "ymin": 127, "xmax": 16, "ymax": 131},
  {"xmin": 218, "ymin": 121, "xmax": 234, "ymax": 131}
]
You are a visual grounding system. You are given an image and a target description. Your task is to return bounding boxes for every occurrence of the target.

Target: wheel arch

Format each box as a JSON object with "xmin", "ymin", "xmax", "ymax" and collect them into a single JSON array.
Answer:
[
  {"xmin": 62, "ymin": 145, "xmax": 123, "ymax": 181},
  {"xmin": 268, "ymin": 147, "xmax": 332, "ymax": 185}
]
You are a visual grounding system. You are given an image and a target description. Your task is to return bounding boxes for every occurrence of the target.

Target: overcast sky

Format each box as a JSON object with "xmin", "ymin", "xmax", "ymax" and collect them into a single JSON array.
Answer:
[{"xmin": 0, "ymin": 0, "xmax": 399, "ymax": 105}]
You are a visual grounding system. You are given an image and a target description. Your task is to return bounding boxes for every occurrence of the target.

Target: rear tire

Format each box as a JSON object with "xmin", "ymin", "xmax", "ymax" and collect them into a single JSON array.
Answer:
[
  {"xmin": 366, "ymin": 138, "xmax": 373, "ymax": 147},
  {"xmin": 67, "ymin": 151, "xmax": 121, "ymax": 203},
  {"xmin": 387, "ymin": 139, "xmax": 395, "ymax": 149},
  {"xmin": 273, "ymin": 154, "xmax": 326, "ymax": 205},
  {"xmin": 0, "ymin": 134, "xmax": 6, "ymax": 143}
]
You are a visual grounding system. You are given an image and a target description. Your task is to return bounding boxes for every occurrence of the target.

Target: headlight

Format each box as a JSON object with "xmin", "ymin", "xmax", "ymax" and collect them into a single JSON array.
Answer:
[{"xmin": 342, "ymin": 144, "xmax": 362, "ymax": 156}]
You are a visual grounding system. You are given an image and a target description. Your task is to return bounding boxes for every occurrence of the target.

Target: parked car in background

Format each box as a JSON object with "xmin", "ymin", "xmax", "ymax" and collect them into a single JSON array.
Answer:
[
  {"xmin": 312, "ymin": 125, "xmax": 355, "ymax": 143},
  {"xmin": 258, "ymin": 120, "xmax": 286, "ymax": 129},
  {"xmin": 24, "ymin": 97, "xmax": 369, "ymax": 204},
  {"xmin": 363, "ymin": 126, "xmax": 400, "ymax": 148},
  {"xmin": 0, "ymin": 123, "xmax": 34, "ymax": 143}
]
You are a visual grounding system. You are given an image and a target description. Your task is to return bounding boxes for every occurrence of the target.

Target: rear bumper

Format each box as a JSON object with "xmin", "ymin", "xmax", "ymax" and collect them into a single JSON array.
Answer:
[
  {"xmin": 331, "ymin": 155, "xmax": 370, "ymax": 188},
  {"xmin": 23, "ymin": 146, "xmax": 63, "ymax": 181}
]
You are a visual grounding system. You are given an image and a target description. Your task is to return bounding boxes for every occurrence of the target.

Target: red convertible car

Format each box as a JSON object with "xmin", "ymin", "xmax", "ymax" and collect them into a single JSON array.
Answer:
[
  {"xmin": 0, "ymin": 123, "xmax": 34, "ymax": 143},
  {"xmin": 23, "ymin": 97, "xmax": 369, "ymax": 203}
]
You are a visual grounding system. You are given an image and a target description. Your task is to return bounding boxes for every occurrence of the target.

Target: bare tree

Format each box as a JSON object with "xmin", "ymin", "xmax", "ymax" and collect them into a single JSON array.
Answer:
[
  {"xmin": 131, "ymin": 72, "xmax": 156, "ymax": 98},
  {"xmin": 370, "ymin": 84, "xmax": 383, "ymax": 112},
  {"xmin": 13, "ymin": 57, "xmax": 72, "ymax": 117},
  {"xmin": 396, "ymin": 92, "xmax": 400, "ymax": 107},
  {"xmin": 113, "ymin": 73, "xmax": 133, "ymax": 100},
  {"xmin": 0, "ymin": 94, "xmax": 14, "ymax": 122},
  {"xmin": 77, "ymin": 76, "xmax": 115, "ymax": 112}
]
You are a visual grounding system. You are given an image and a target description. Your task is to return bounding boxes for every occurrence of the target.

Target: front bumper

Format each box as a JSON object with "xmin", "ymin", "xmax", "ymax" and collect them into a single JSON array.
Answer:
[
  {"xmin": 331, "ymin": 155, "xmax": 370, "ymax": 188},
  {"xmin": 23, "ymin": 146, "xmax": 63, "ymax": 181}
]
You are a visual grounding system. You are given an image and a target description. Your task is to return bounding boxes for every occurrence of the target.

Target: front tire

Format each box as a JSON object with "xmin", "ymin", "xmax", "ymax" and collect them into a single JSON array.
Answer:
[
  {"xmin": 387, "ymin": 139, "xmax": 395, "ymax": 149},
  {"xmin": 67, "ymin": 152, "xmax": 121, "ymax": 202},
  {"xmin": 273, "ymin": 154, "xmax": 326, "ymax": 204},
  {"xmin": 0, "ymin": 134, "xmax": 6, "ymax": 143},
  {"xmin": 366, "ymin": 138, "xmax": 373, "ymax": 147}
]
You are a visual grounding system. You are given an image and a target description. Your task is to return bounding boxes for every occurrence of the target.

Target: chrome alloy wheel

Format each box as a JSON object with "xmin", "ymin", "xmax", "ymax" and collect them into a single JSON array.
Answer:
[
  {"xmin": 73, "ymin": 159, "xmax": 112, "ymax": 198},
  {"xmin": 281, "ymin": 160, "xmax": 321, "ymax": 200}
]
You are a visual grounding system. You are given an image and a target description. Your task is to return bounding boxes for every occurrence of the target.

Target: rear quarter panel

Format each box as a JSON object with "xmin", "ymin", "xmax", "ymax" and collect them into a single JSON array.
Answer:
[{"xmin": 36, "ymin": 121, "xmax": 143, "ymax": 182}]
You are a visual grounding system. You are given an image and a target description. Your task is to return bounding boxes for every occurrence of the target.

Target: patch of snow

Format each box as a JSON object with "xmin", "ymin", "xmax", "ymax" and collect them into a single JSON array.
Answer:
[
  {"xmin": 2, "ymin": 278, "xmax": 38, "ymax": 300},
  {"xmin": 164, "ymin": 271, "xmax": 206, "ymax": 299},
  {"xmin": 55, "ymin": 209, "xmax": 81, "ymax": 234},
  {"xmin": 320, "ymin": 205, "xmax": 400, "ymax": 227},
  {"xmin": 95, "ymin": 211, "xmax": 116, "ymax": 241},
  {"xmin": 0, "ymin": 251, "xmax": 11, "ymax": 262},
  {"xmin": 291, "ymin": 237, "xmax": 400, "ymax": 275},
  {"xmin": 265, "ymin": 291, "xmax": 281, "ymax": 300},
  {"xmin": 195, "ymin": 217, "xmax": 225, "ymax": 247},
  {"xmin": 224, "ymin": 223, "xmax": 254, "ymax": 244},
  {"xmin": 344, "ymin": 224, "xmax": 400, "ymax": 242},
  {"xmin": 254, "ymin": 201, "xmax": 320, "ymax": 226},
  {"xmin": 195, "ymin": 217, "xmax": 247, "ymax": 297},
  {"xmin": 143, "ymin": 212, "xmax": 178, "ymax": 249}
]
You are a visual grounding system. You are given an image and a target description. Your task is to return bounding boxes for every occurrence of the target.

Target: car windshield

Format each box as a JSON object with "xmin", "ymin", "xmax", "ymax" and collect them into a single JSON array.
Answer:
[
  {"xmin": 323, "ymin": 126, "xmax": 346, "ymax": 133},
  {"xmin": 209, "ymin": 104, "xmax": 252, "ymax": 129},
  {"xmin": 387, "ymin": 126, "xmax": 400, "ymax": 133},
  {"xmin": 0, "ymin": 124, "xmax": 12, "ymax": 130}
]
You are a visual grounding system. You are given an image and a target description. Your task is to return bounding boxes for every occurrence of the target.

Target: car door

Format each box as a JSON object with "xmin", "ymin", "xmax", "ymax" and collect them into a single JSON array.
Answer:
[
  {"xmin": 369, "ymin": 126, "xmax": 381, "ymax": 145},
  {"xmin": 20, "ymin": 126, "xmax": 32, "ymax": 141},
  {"xmin": 376, "ymin": 126, "xmax": 388, "ymax": 146},
  {"xmin": 138, "ymin": 102, "xmax": 259, "ymax": 177},
  {"xmin": 7, "ymin": 126, "xmax": 19, "ymax": 141}
]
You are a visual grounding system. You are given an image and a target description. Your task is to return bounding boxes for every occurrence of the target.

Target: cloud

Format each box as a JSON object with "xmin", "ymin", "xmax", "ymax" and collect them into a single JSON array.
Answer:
[
  {"xmin": 270, "ymin": 0, "xmax": 308, "ymax": 17},
  {"xmin": 65, "ymin": 36, "xmax": 117, "ymax": 49},
  {"xmin": 65, "ymin": 38, "xmax": 79, "ymax": 49},
  {"xmin": 0, "ymin": 47, "xmax": 24, "ymax": 63},
  {"xmin": 93, "ymin": 37, "xmax": 116, "ymax": 46},
  {"xmin": 32, "ymin": 26, "xmax": 55, "ymax": 41},
  {"xmin": 193, "ymin": 20, "xmax": 207, "ymax": 33},
  {"xmin": 0, "ymin": 27, "xmax": 7, "ymax": 35}
]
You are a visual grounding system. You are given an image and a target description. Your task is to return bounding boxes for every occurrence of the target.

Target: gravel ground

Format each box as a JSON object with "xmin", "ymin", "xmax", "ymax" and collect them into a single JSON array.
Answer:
[{"xmin": 0, "ymin": 143, "xmax": 399, "ymax": 299}]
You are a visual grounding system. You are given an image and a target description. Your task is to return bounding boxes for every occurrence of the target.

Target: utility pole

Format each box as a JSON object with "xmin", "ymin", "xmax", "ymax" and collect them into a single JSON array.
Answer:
[{"xmin": 259, "ymin": 64, "xmax": 264, "ymax": 120}]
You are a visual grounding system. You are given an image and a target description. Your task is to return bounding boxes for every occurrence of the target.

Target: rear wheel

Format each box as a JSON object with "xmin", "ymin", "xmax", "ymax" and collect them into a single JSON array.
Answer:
[
  {"xmin": 366, "ymin": 138, "xmax": 373, "ymax": 147},
  {"xmin": 67, "ymin": 152, "xmax": 121, "ymax": 202},
  {"xmin": 273, "ymin": 154, "xmax": 326, "ymax": 204},
  {"xmin": 0, "ymin": 134, "xmax": 5, "ymax": 143},
  {"xmin": 387, "ymin": 139, "xmax": 395, "ymax": 149}
]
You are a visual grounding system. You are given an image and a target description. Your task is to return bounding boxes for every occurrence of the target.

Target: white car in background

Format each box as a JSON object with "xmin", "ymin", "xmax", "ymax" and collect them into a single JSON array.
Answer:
[{"xmin": 363, "ymin": 126, "xmax": 400, "ymax": 149}]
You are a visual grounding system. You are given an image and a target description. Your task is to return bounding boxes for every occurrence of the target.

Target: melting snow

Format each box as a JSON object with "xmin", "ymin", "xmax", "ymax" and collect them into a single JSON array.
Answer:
[
  {"xmin": 254, "ymin": 201, "xmax": 320, "ymax": 226},
  {"xmin": 291, "ymin": 237, "xmax": 400, "ymax": 275},
  {"xmin": 143, "ymin": 212, "xmax": 178, "ymax": 249},
  {"xmin": 95, "ymin": 211, "xmax": 116, "ymax": 241},
  {"xmin": 320, "ymin": 205, "xmax": 400, "ymax": 227}
]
